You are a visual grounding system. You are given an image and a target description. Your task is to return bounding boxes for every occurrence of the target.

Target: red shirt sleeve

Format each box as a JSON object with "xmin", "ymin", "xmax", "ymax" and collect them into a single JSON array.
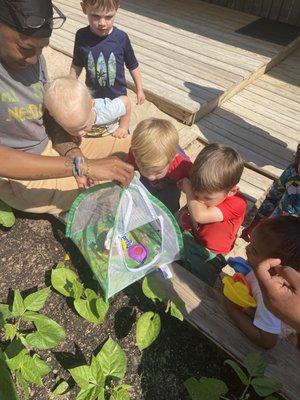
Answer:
[
  {"xmin": 168, "ymin": 149, "xmax": 193, "ymax": 182},
  {"xmin": 217, "ymin": 193, "xmax": 247, "ymax": 221}
]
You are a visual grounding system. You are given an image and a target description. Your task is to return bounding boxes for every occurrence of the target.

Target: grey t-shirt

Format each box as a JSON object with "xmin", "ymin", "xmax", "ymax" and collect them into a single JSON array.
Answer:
[{"xmin": 0, "ymin": 56, "xmax": 49, "ymax": 154}]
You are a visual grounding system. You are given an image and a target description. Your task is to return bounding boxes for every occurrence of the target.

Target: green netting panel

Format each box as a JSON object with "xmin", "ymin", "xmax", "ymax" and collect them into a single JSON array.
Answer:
[{"xmin": 66, "ymin": 176, "xmax": 183, "ymax": 299}]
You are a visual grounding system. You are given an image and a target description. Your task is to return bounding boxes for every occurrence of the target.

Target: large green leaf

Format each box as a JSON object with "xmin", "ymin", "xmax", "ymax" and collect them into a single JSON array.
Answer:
[
  {"xmin": 142, "ymin": 274, "xmax": 167, "ymax": 302},
  {"xmin": 33, "ymin": 355, "xmax": 51, "ymax": 377},
  {"xmin": 251, "ymin": 377, "xmax": 282, "ymax": 397},
  {"xmin": 90, "ymin": 356, "xmax": 105, "ymax": 386},
  {"xmin": 51, "ymin": 267, "xmax": 83, "ymax": 298},
  {"xmin": 243, "ymin": 353, "xmax": 265, "ymax": 377},
  {"xmin": 0, "ymin": 200, "xmax": 15, "ymax": 228},
  {"xmin": 0, "ymin": 303, "xmax": 12, "ymax": 325},
  {"xmin": 20, "ymin": 354, "xmax": 42, "ymax": 385},
  {"xmin": 69, "ymin": 365, "xmax": 92, "ymax": 389},
  {"xmin": 184, "ymin": 377, "xmax": 202, "ymax": 400},
  {"xmin": 96, "ymin": 338, "xmax": 127, "ymax": 380},
  {"xmin": 169, "ymin": 300, "xmax": 184, "ymax": 321},
  {"xmin": 74, "ymin": 298, "xmax": 108, "ymax": 324},
  {"xmin": 11, "ymin": 290, "xmax": 25, "ymax": 317},
  {"xmin": 4, "ymin": 323, "xmax": 17, "ymax": 341},
  {"xmin": 15, "ymin": 370, "xmax": 29, "ymax": 400},
  {"xmin": 136, "ymin": 312, "xmax": 161, "ymax": 351},
  {"xmin": 76, "ymin": 385, "xmax": 102, "ymax": 400},
  {"xmin": 51, "ymin": 381, "xmax": 69, "ymax": 397},
  {"xmin": 23, "ymin": 287, "xmax": 50, "ymax": 311},
  {"xmin": 23, "ymin": 313, "xmax": 66, "ymax": 349},
  {"xmin": 5, "ymin": 348, "xmax": 28, "ymax": 372},
  {"xmin": 0, "ymin": 358, "xmax": 19, "ymax": 400},
  {"xmin": 110, "ymin": 385, "xmax": 131, "ymax": 400},
  {"xmin": 184, "ymin": 377, "xmax": 228, "ymax": 400},
  {"xmin": 224, "ymin": 359, "xmax": 248, "ymax": 385}
]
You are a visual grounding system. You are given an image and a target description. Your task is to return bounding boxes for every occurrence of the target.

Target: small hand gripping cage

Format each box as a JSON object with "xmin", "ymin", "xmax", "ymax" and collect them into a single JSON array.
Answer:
[{"xmin": 66, "ymin": 176, "xmax": 183, "ymax": 300}]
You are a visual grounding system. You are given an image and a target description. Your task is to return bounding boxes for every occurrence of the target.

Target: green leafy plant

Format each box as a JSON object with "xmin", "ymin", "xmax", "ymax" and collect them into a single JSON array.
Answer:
[
  {"xmin": 50, "ymin": 380, "xmax": 69, "ymax": 398},
  {"xmin": 184, "ymin": 352, "xmax": 282, "ymax": 400},
  {"xmin": 68, "ymin": 337, "xmax": 131, "ymax": 400},
  {"xmin": 0, "ymin": 200, "xmax": 15, "ymax": 228},
  {"xmin": 135, "ymin": 273, "xmax": 185, "ymax": 350},
  {"xmin": 0, "ymin": 288, "xmax": 66, "ymax": 399},
  {"xmin": 51, "ymin": 262, "xmax": 109, "ymax": 324}
]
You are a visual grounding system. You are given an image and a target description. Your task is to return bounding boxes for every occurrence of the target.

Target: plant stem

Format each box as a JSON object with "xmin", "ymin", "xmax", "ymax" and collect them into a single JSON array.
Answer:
[
  {"xmin": 239, "ymin": 382, "xmax": 250, "ymax": 400},
  {"xmin": 220, "ymin": 396, "xmax": 232, "ymax": 400}
]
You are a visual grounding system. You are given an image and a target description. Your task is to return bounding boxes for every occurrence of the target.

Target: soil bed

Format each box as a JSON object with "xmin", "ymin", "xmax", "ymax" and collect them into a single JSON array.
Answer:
[{"xmin": 1, "ymin": 213, "xmax": 252, "ymax": 399}]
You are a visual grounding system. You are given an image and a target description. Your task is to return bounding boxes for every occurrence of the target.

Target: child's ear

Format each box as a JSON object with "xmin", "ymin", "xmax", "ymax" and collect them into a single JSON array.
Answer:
[
  {"xmin": 227, "ymin": 185, "xmax": 239, "ymax": 197},
  {"xmin": 80, "ymin": 2, "xmax": 87, "ymax": 14}
]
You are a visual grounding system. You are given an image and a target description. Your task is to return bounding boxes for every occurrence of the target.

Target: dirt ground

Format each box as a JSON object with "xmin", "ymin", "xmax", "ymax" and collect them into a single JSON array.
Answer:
[
  {"xmin": 0, "ymin": 47, "xmax": 254, "ymax": 400},
  {"xmin": 0, "ymin": 212, "xmax": 248, "ymax": 400}
]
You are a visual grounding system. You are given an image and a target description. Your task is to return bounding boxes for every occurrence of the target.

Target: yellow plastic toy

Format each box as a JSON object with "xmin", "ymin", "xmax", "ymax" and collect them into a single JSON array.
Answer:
[{"xmin": 222, "ymin": 273, "xmax": 257, "ymax": 308}]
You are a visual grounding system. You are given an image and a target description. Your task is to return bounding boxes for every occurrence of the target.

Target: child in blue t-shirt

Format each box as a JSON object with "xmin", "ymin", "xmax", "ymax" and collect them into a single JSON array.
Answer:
[{"xmin": 70, "ymin": 0, "xmax": 145, "ymax": 139}]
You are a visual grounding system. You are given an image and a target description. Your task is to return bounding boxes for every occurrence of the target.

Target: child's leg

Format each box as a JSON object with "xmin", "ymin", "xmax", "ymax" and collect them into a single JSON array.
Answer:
[{"xmin": 112, "ymin": 96, "xmax": 131, "ymax": 139}]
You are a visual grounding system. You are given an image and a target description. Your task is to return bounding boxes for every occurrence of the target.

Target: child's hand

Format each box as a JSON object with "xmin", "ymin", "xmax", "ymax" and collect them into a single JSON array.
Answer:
[
  {"xmin": 112, "ymin": 127, "xmax": 129, "ymax": 139},
  {"xmin": 136, "ymin": 89, "xmax": 146, "ymax": 105}
]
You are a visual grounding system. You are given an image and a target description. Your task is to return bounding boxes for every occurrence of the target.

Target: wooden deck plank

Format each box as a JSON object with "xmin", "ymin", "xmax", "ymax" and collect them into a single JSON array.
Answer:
[
  {"xmin": 154, "ymin": 263, "xmax": 300, "ymax": 400},
  {"xmin": 193, "ymin": 48, "xmax": 300, "ymax": 179},
  {"xmin": 51, "ymin": 0, "xmax": 294, "ymax": 123}
]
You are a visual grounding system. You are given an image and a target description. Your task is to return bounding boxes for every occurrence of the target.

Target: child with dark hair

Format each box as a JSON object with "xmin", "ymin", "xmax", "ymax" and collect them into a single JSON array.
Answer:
[
  {"xmin": 226, "ymin": 216, "xmax": 300, "ymax": 349},
  {"xmin": 179, "ymin": 143, "xmax": 247, "ymax": 255},
  {"xmin": 242, "ymin": 143, "xmax": 300, "ymax": 241}
]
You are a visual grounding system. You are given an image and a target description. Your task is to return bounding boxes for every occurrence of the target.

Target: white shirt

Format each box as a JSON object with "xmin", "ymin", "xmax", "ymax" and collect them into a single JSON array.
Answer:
[{"xmin": 246, "ymin": 271, "xmax": 281, "ymax": 334}]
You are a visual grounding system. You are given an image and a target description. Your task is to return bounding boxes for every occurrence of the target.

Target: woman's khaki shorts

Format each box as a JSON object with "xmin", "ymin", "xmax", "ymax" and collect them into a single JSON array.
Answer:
[{"xmin": 0, "ymin": 135, "xmax": 131, "ymax": 215}]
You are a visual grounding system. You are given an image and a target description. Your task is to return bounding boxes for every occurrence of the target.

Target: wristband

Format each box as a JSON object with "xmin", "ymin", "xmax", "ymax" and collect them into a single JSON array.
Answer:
[
  {"xmin": 72, "ymin": 156, "xmax": 84, "ymax": 177},
  {"xmin": 72, "ymin": 156, "xmax": 91, "ymax": 179}
]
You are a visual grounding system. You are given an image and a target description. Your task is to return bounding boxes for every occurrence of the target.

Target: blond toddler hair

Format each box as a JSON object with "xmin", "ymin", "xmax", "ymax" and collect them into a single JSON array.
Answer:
[
  {"xmin": 43, "ymin": 76, "xmax": 92, "ymax": 122},
  {"xmin": 131, "ymin": 118, "xmax": 179, "ymax": 176},
  {"xmin": 190, "ymin": 143, "xmax": 244, "ymax": 193}
]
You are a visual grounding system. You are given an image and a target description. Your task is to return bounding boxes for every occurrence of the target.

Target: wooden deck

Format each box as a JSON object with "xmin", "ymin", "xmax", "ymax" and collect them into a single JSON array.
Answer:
[
  {"xmin": 51, "ymin": 0, "xmax": 298, "ymax": 124},
  {"xmin": 193, "ymin": 48, "xmax": 300, "ymax": 180},
  {"xmin": 155, "ymin": 263, "xmax": 300, "ymax": 400}
]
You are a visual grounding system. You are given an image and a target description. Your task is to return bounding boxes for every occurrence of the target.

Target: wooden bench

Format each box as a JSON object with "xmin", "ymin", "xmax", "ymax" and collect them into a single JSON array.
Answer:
[{"xmin": 154, "ymin": 263, "xmax": 300, "ymax": 400}]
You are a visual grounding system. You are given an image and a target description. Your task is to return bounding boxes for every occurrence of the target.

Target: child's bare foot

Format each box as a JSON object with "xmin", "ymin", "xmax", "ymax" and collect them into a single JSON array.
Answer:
[{"xmin": 112, "ymin": 127, "xmax": 129, "ymax": 139}]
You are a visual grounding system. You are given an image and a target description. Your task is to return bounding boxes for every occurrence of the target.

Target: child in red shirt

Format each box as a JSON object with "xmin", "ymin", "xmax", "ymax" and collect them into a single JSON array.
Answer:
[
  {"xmin": 178, "ymin": 144, "xmax": 247, "ymax": 284},
  {"xmin": 126, "ymin": 118, "xmax": 192, "ymax": 213}
]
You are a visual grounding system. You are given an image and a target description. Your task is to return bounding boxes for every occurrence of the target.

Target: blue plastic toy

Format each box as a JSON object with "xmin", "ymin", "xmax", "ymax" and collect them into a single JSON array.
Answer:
[{"xmin": 227, "ymin": 257, "xmax": 252, "ymax": 275}]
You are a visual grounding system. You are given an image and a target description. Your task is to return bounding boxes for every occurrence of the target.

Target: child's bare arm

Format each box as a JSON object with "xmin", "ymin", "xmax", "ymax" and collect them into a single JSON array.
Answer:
[
  {"xmin": 129, "ymin": 66, "xmax": 145, "ymax": 105},
  {"xmin": 179, "ymin": 178, "xmax": 223, "ymax": 224},
  {"xmin": 225, "ymin": 299, "xmax": 278, "ymax": 349},
  {"xmin": 70, "ymin": 63, "xmax": 83, "ymax": 78},
  {"xmin": 112, "ymin": 96, "xmax": 131, "ymax": 139}
]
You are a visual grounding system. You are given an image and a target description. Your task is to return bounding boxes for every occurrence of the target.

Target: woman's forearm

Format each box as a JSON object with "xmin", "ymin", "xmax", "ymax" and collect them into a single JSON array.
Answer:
[{"xmin": 0, "ymin": 145, "xmax": 72, "ymax": 180}]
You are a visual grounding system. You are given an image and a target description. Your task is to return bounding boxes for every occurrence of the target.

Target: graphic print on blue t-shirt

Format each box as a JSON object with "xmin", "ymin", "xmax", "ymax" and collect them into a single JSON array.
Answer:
[
  {"xmin": 72, "ymin": 26, "xmax": 139, "ymax": 99},
  {"xmin": 96, "ymin": 52, "xmax": 107, "ymax": 87},
  {"xmin": 108, "ymin": 53, "xmax": 116, "ymax": 86}
]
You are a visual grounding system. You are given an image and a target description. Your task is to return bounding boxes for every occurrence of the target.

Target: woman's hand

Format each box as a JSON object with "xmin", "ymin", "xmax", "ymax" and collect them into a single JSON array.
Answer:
[
  {"xmin": 88, "ymin": 156, "xmax": 134, "ymax": 187},
  {"xmin": 255, "ymin": 258, "xmax": 300, "ymax": 330}
]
